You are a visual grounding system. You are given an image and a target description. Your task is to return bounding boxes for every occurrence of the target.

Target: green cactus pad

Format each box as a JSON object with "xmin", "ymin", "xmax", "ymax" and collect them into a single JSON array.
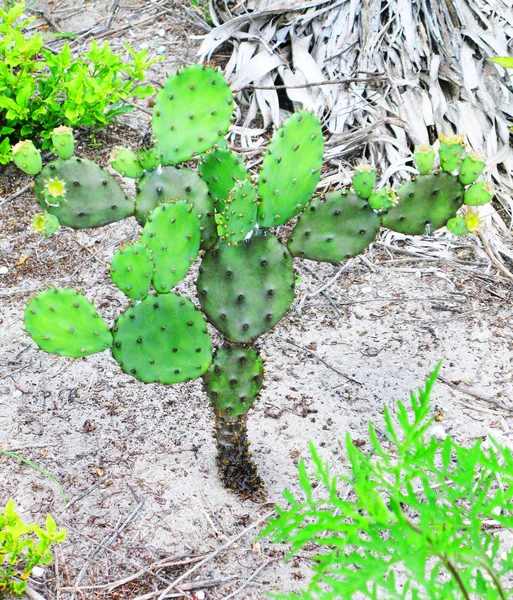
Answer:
[
  {"xmin": 413, "ymin": 145, "xmax": 435, "ymax": 175},
  {"xmin": 135, "ymin": 166, "xmax": 217, "ymax": 249},
  {"xmin": 288, "ymin": 191, "xmax": 381, "ymax": 263},
  {"xmin": 34, "ymin": 157, "xmax": 134, "ymax": 229},
  {"xmin": 51, "ymin": 126, "xmax": 74, "ymax": 160},
  {"xmin": 382, "ymin": 172, "xmax": 464, "ymax": 235},
  {"xmin": 257, "ymin": 111, "xmax": 324, "ymax": 227},
  {"xmin": 198, "ymin": 148, "xmax": 250, "ymax": 213},
  {"xmin": 32, "ymin": 212, "xmax": 60, "ymax": 237},
  {"xmin": 110, "ymin": 243, "xmax": 154, "ymax": 300},
  {"xmin": 368, "ymin": 187, "xmax": 398, "ymax": 211},
  {"xmin": 197, "ymin": 232, "xmax": 295, "ymax": 343},
  {"xmin": 137, "ymin": 145, "xmax": 161, "ymax": 171},
  {"xmin": 352, "ymin": 164, "xmax": 376, "ymax": 199},
  {"xmin": 458, "ymin": 153, "xmax": 485, "ymax": 185},
  {"xmin": 140, "ymin": 202, "xmax": 200, "ymax": 294},
  {"xmin": 446, "ymin": 215, "xmax": 470, "ymax": 236},
  {"xmin": 112, "ymin": 293, "xmax": 212, "ymax": 384},
  {"xmin": 203, "ymin": 346, "xmax": 264, "ymax": 418},
  {"xmin": 152, "ymin": 65, "xmax": 234, "ymax": 165},
  {"xmin": 25, "ymin": 289, "xmax": 112, "ymax": 358},
  {"xmin": 12, "ymin": 140, "xmax": 42, "ymax": 175},
  {"xmin": 110, "ymin": 147, "xmax": 145, "ymax": 179},
  {"xmin": 463, "ymin": 179, "xmax": 494, "ymax": 206},
  {"xmin": 217, "ymin": 179, "xmax": 258, "ymax": 244},
  {"xmin": 438, "ymin": 134, "xmax": 465, "ymax": 172}
]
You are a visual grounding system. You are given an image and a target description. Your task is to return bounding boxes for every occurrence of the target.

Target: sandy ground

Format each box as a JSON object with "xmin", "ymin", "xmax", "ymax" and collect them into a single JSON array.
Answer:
[{"xmin": 1, "ymin": 1, "xmax": 513, "ymax": 599}]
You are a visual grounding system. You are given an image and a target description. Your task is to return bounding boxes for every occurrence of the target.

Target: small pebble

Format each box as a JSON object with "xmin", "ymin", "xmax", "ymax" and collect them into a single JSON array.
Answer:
[
  {"xmin": 157, "ymin": 28, "xmax": 165, "ymax": 37},
  {"xmin": 31, "ymin": 566, "xmax": 45, "ymax": 578},
  {"xmin": 0, "ymin": 266, "xmax": 8, "ymax": 275},
  {"xmin": 157, "ymin": 45, "xmax": 166, "ymax": 54},
  {"xmin": 429, "ymin": 424, "xmax": 446, "ymax": 440},
  {"xmin": 13, "ymin": 390, "xmax": 22, "ymax": 398},
  {"xmin": 105, "ymin": 371, "xmax": 114, "ymax": 378}
]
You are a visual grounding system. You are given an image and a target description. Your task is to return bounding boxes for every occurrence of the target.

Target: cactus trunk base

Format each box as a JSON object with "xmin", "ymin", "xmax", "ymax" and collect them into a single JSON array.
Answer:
[{"xmin": 214, "ymin": 412, "xmax": 266, "ymax": 500}]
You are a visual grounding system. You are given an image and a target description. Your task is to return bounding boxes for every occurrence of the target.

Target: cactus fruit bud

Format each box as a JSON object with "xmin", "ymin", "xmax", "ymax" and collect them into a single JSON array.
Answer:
[
  {"xmin": 413, "ymin": 144, "xmax": 435, "ymax": 175},
  {"xmin": 32, "ymin": 212, "xmax": 60, "ymax": 236},
  {"xmin": 11, "ymin": 140, "xmax": 43, "ymax": 175},
  {"xmin": 464, "ymin": 209, "xmax": 484, "ymax": 234},
  {"xmin": 463, "ymin": 179, "xmax": 494, "ymax": 206},
  {"xmin": 137, "ymin": 144, "xmax": 161, "ymax": 171},
  {"xmin": 352, "ymin": 163, "xmax": 376, "ymax": 199},
  {"xmin": 446, "ymin": 215, "xmax": 470, "ymax": 237},
  {"xmin": 43, "ymin": 177, "xmax": 67, "ymax": 207},
  {"xmin": 458, "ymin": 152, "xmax": 485, "ymax": 185},
  {"xmin": 110, "ymin": 147, "xmax": 145, "ymax": 179},
  {"xmin": 368, "ymin": 187, "xmax": 398, "ymax": 211},
  {"xmin": 51, "ymin": 126, "xmax": 74, "ymax": 159},
  {"xmin": 438, "ymin": 133, "xmax": 465, "ymax": 172}
]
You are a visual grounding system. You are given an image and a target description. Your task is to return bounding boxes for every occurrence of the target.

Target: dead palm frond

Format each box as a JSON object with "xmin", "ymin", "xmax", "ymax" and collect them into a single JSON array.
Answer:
[{"xmin": 198, "ymin": 0, "xmax": 513, "ymax": 277}]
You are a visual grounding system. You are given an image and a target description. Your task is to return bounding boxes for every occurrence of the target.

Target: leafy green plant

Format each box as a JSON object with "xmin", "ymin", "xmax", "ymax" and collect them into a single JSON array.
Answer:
[
  {"xmin": 0, "ymin": 1, "xmax": 157, "ymax": 164},
  {"xmin": 13, "ymin": 64, "xmax": 495, "ymax": 499},
  {"xmin": 263, "ymin": 364, "xmax": 513, "ymax": 599},
  {"xmin": 0, "ymin": 500, "xmax": 66, "ymax": 597}
]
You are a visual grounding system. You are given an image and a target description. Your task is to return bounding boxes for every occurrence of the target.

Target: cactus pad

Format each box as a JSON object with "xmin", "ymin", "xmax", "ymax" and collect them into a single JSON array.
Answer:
[
  {"xmin": 34, "ymin": 158, "xmax": 134, "ymax": 229},
  {"xmin": 198, "ymin": 148, "xmax": 250, "ymax": 213},
  {"xmin": 438, "ymin": 134, "xmax": 465, "ymax": 172},
  {"xmin": 197, "ymin": 232, "xmax": 295, "ymax": 343},
  {"xmin": 152, "ymin": 65, "xmax": 234, "ymax": 165},
  {"xmin": 110, "ymin": 147, "xmax": 144, "ymax": 179},
  {"xmin": 352, "ymin": 164, "xmax": 376, "ymax": 199},
  {"xmin": 257, "ymin": 111, "xmax": 323, "ymax": 227},
  {"xmin": 217, "ymin": 179, "xmax": 258, "ymax": 244},
  {"xmin": 135, "ymin": 166, "xmax": 216, "ymax": 249},
  {"xmin": 137, "ymin": 145, "xmax": 161, "ymax": 171},
  {"xmin": 288, "ymin": 191, "xmax": 381, "ymax": 262},
  {"xmin": 140, "ymin": 202, "xmax": 200, "ymax": 294},
  {"xmin": 382, "ymin": 172, "xmax": 464, "ymax": 235},
  {"xmin": 110, "ymin": 243, "xmax": 154, "ymax": 300},
  {"xmin": 464, "ymin": 179, "xmax": 494, "ymax": 206},
  {"xmin": 458, "ymin": 153, "xmax": 485, "ymax": 185},
  {"xmin": 112, "ymin": 293, "xmax": 212, "ymax": 384},
  {"xmin": 204, "ymin": 346, "xmax": 264, "ymax": 417},
  {"xmin": 25, "ymin": 289, "xmax": 112, "ymax": 358}
]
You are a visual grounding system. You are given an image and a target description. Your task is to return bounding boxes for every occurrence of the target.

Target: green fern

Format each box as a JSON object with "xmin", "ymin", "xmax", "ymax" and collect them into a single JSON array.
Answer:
[{"xmin": 263, "ymin": 363, "xmax": 513, "ymax": 599}]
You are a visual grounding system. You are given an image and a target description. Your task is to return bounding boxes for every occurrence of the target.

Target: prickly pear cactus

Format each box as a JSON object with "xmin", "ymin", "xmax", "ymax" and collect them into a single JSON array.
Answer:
[
  {"xmin": 135, "ymin": 166, "xmax": 217, "ymax": 250},
  {"xmin": 288, "ymin": 190, "xmax": 381, "ymax": 263},
  {"xmin": 110, "ymin": 243, "xmax": 154, "ymax": 300},
  {"xmin": 197, "ymin": 232, "xmax": 295, "ymax": 343},
  {"xmin": 11, "ymin": 140, "xmax": 42, "ymax": 175},
  {"xmin": 257, "ymin": 110, "xmax": 324, "ymax": 227},
  {"xmin": 198, "ymin": 148, "xmax": 250, "ymax": 213},
  {"xmin": 382, "ymin": 172, "xmax": 464, "ymax": 235},
  {"xmin": 203, "ymin": 346, "xmax": 265, "ymax": 497},
  {"xmin": 152, "ymin": 65, "xmax": 234, "ymax": 165},
  {"xmin": 110, "ymin": 147, "xmax": 145, "ymax": 179},
  {"xmin": 112, "ymin": 293, "xmax": 211, "ymax": 384},
  {"xmin": 34, "ymin": 158, "xmax": 134, "ymax": 229},
  {"xmin": 216, "ymin": 179, "xmax": 258, "ymax": 244},
  {"xmin": 140, "ymin": 201, "xmax": 201, "ymax": 293},
  {"xmin": 25, "ymin": 289, "xmax": 112, "ymax": 358}
]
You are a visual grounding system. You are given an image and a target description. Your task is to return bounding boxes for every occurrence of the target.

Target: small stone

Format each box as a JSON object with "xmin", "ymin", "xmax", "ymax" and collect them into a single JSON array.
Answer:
[
  {"xmin": 31, "ymin": 566, "xmax": 45, "ymax": 578},
  {"xmin": 13, "ymin": 390, "xmax": 22, "ymax": 398},
  {"xmin": 0, "ymin": 266, "xmax": 8, "ymax": 275}
]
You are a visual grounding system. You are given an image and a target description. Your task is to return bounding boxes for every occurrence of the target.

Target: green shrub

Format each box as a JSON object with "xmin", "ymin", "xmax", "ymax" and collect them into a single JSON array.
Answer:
[
  {"xmin": 263, "ymin": 364, "xmax": 513, "ymax": 599},
  {"xmin": 0, "ymin": 500, "xmax": 66, "ymax": 597},
  {"xmin": 0, "ymin": 1, "xmax": 157, "ymax": 163}
]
